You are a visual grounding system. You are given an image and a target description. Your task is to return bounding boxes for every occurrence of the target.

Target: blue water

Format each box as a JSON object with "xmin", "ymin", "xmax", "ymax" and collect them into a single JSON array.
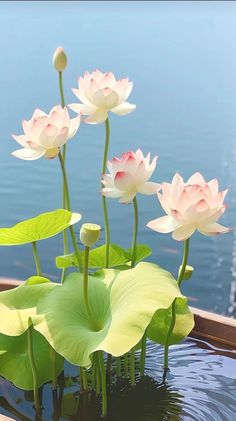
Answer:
[{"xmin": 0, "ymin": 1, "xmax": 236, "ymax": 316}]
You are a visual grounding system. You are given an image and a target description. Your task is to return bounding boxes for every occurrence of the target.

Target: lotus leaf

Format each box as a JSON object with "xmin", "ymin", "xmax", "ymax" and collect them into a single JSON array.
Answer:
[
  {"xmin": 0, "ymin": 209, "xmax": 81, "ymax": 245},
  {"xmin": 147, "ymin": 298, "xmax": 194, "ymax": 345},
  {"xmin": 33, "ymin": 262, "xmax": 184, "ymax": 367}
]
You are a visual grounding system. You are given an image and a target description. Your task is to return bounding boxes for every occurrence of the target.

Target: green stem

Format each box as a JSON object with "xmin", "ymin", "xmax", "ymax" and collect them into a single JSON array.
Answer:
[
  {"xmin": 27, "ymin": 324, "xmax": 40, "ymax": 413},
  {"xmin": 130, "ymin": 349, "xmax": 135, "ymax": 386},
  {"xmin": 82, "ymin": 368, "xmax": 88, "ymax": 392},
  {"xmin": 59, "ymin": 72, "xmax": 65, "ymax": 108},
  {"xmin": 58, "ymin": 70, "xmax": 68, "ymax": 283},
  {"xmin": 95, "ymin": 353, "xmax": 101, "ymax": 395},
  {"xmin": 131, "ymin": 197, "xmax": 138, "ymax": 267},
  {"xmin": 101, "ymin": 118, "xmax": 110, "ymax": 268},
  {"xmin": 116, "ymin": 357, "xmax": 121, "ymax": 377},
  {"xmin": 32, "ymin": 241, "xmax": 42, "ymax": 276},
  {"xmin": 49, "ymin": 346, "xmax": 57, "ymax": 391},
  {"xmin": 124, "ymin": 353, "xmax": 129, "ymax": 378},
  {"xmin": 177, "ymin": 239, "xmax": 190, "ymax": 287},
  {"xmin": 106, "ymin": 353, "xmax": 112, "ymax": 375},
  {"xmin": 140, "ymin": 330, "xmax": 147, "ymax": 376},
  {"xmin": 92, "ymin": 354, "xmax": 96, "ymax": 390},
  {"xmin": 164, "ymin": 300, "xmax": 176, "ymax": 370},
  {"xmin": 79, "ymin": 367, "xmax": 84, "ymax": 393},
  {"xmin": 98, "ymin": 352, "xmax": 107, "ymax": 417},
  {"xmin": 83, "ymin": 246, "xmax": 92, "ymax": 318},
  {"xmin": 163, "ymin": 239, "xmax": 190, "ymax": 371},
  {"xmin": 58, "ymin": 151, "xmax": 82, "ymax": 272}
]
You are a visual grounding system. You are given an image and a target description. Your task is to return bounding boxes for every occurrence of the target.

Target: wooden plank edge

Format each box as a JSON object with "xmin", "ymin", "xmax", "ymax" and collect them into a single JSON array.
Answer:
[{"xmin": 190, "ymin": 306, "xmax": 236, "ymax": 348}]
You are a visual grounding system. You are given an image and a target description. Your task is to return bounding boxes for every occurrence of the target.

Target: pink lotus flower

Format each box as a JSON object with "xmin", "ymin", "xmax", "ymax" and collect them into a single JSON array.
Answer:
[
  {"xmin": 69, "ymin": 69, "xmax": 136, "ymax": 124},
  {"xmin": 101, "ymin": 149, "xmax": 161, "ymax": 203},
  {"xmin": 147, "ymin": 172, "xmax": 229, "ymax": 241},
  {"xmin": 12, "ymin": 105, "xmax": 80, "ymax": 160}
]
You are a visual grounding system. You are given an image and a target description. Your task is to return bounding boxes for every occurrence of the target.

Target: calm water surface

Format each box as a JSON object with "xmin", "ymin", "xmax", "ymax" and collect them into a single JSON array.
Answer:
[
  {"xmin": 0, "ymin": 2, "xmax": 236, "ymax": 316},
  {"xmin": 0, "ymin": 338, "xmax": 236, "ymax": 421}
]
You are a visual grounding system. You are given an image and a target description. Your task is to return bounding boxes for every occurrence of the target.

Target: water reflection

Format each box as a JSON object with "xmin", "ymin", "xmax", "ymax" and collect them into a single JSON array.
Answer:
[{"xmin": 0, "ymin": 338, "xmax": 236, "ymax": 421}]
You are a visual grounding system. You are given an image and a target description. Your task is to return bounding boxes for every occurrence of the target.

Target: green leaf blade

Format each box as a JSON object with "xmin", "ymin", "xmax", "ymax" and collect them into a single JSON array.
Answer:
[
  {"xmin": 0, "ymin": 209, "xmax": 81, "ymax": 246},
  {"xmin": 34, "ymin": 262, "xmax": 184, "ymax": 367}
]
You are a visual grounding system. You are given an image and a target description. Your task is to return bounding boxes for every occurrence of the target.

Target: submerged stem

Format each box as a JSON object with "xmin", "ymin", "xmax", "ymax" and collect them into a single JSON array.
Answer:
[
  {"xmin": 130, "ymin": 349, "xmax": 135, "ymax": 386},
  {"xmin": 27, "ymin": 324, "xmax": 40, "ymax": 413},
  {"xmin": 101, "ymin": 118, "xmax": 110, "ymax": 268},
  {"xmin": 49, "ymin": 346, "xmax": 57, "ymax": 391},
  {"xmin": 131, "ymin": 197, "xmax": 138, "ymax": 267},
  {"xmin": 140, "ymin": 330, "xmax": 147, "ymax": 376},
  {"xmin": 124, "ymin": 353, "xmax": 129, "ymax": 378},
  {"xmin": 98, "ymin": 352, "xmax": 107, "ymax": 417},
  {"xmin": 116, "ymin": 357, "xmax": 121, "ymax": 377},
  {"xmin": 32, "ymin": 241, "xmax": 42, "ymax": 276},
  {"xmin": 163, "ymin": 239, "xmax": 190, "ymax": 373}
]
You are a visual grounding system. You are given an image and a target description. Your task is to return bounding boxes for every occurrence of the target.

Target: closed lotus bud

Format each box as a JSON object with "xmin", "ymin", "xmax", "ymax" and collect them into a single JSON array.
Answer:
[
  {"xmin": 53, "ymin": 47, "xmax": 67, "ymax": 72},
  {"xmin": 80, "ymin": 223, "xmax": 101, "ymax": 247},
  {"xmin": 178, "ymin": 264, "xmax": 194, "ymax": 280}
]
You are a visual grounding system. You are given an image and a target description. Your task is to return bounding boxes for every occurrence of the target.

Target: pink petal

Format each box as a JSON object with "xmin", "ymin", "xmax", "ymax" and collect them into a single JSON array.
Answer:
[
  {"xmin": 147, "ymin": 215, "xmax": 179, "ymax": 233},
  {"xmin": 172, "ymin": 224, "xmax": 196, "ymax": 241},
  {"xmin": 114, "ymin": 171, "xmax": 134, "ymax": 191},
  {"xmin": 12, "ymin": 148, "xmax": 45, "ymax": 160},
  {"xmin": 84, "ymin": 110, "xmax": 108, "ymax": 125},
  {"xmin": 187, "ymin": 172, "xmax": 206, "ymax": 185},
  {"xmin": 198, "ymin": 222, "xmax": 230, "ymax": 236},
  {"xmin": 119, "ymin": 191, "xmax": 136, "ymax": 203},
  {"xmin": 12, "ymin": 134, "xmax": 28, "ymax": 147},
  {"xmin": 101, "ymin": 188, "xmax": 121, "ymax": 198},
  {"xmin": 137, "ymin": 182, "xmax": 161, "ymax": 195},
  {"xmin": 68, "ymin": 115, "xmax": 81, "ymax": 140},
  {"xmin": 111, "ymin": 101, "xmax": 136, "ymax": 116}
]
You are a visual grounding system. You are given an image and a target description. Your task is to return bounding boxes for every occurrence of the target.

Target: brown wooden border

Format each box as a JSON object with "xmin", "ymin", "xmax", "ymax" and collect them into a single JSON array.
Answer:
[{"xmin": 190, "ymin": 306, "xmax": 236, "ymax": 349}]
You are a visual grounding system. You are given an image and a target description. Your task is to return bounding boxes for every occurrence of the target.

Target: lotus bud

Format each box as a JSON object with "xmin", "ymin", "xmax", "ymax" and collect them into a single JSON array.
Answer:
[
  {"xmin": 178, "ymin": 264, "xmax": 194, "ymax": 281},
  {"xmin": 80, "ymin": 223, "xmax": 101, "ymax": 247},
  {"xmin": 53, "ymin": 47, "xmax": 67, "ymax": 72}
]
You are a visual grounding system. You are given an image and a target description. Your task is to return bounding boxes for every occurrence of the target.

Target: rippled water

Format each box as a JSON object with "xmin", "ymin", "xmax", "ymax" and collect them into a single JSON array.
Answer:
[
  {"xmin": 0, "ymin": 338, "xmax": 236, "ymax": 421},
  {"xmin": 0, "ymin": 2, "xmax": 236, "ymax": 316}
]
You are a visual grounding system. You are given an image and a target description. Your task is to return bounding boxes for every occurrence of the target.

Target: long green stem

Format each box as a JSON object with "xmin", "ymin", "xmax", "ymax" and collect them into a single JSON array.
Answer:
[
  {"xmin": 98, "ymin": 352, "xmax": 107, "ymax": 417},
  {"xmin": 83, "ymin": 246, "xmax": 92, "ymax": 318},
  {"xmin": 32, "ymin": 241, "xmax": 42, "ymax": 276},
  {"xmin": 58, "ymin": 71, "xmax": 68, "ymax": 283},
  {"xmin": 58, "ymin": 151, "xmax": 82, "ymax": 272},
  {"xmin": 49, "ymin": 346, "xmax": 57, "ymax": 391},
  {"xmin": 59, "ymin": 72, "xmax": 65, "ymax": 108},
  {"xmin": 130, "ymin": 349, "xmax": 135, "ymax": 386},
  {"xmin": 163, "ymin": 239, "xmax": 190, "ymax": 372},
  {"xmin": 116, "ymin": 357, "xmax": 121, "ymax": 377},
  {"xmin": 27, "ymin": 324, "xmax": 40, "ymax": 413},
  {"xmin": 101, "ymin": 118, "xmax": 110, "ymax": 268},
  {"xmin": 177, "ymin": 239, "xmax": 190, "ymax": 287},
  {"xmin": 79, "ymin": 367, "xmax": 84, "ymax": 393},
  {"xmin": 131, "ymin": 197, "xmax": 138, "ymax": 267},
  {"xmin": 95, "ymin": 353, "xmax": 101, "ymax": 395},
  {"xmin": 82, "ymin": 368, "xmax": 88, "ymax": 392},
  {"xmin": 124, "ymin": 353, "xmax": 129, "ymax": 378},
  {"xmin": 140, "ymin": 330, "xmax": 147, "ymax": 376}
]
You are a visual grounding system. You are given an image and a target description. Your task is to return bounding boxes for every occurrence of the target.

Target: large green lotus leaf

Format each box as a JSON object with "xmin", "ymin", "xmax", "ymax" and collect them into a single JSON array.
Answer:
[
  {"xmin": 0, "ymin": 328, "xmax": 64, "ymax": 390},
  {"xmin": 0, "ymin": 281, "xmax": 57, "ymax": 336},
  {"xmin": 0, "ymin": 209, "xmax": 81, "ymax": 245},
  {"xmin": 33, "ymin": 262, "xmax": 184, "ymax": 367},
  {"xmin": 147, "ymin": 298, "xmax": 194, "ymax": 345},
  {"xmin": 126, "ymin": 244, "xmax": 152, "ymax": 263},
  {"xmin": 55, "ymin": 243, "xmax": 129, "ymax": 269}
]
